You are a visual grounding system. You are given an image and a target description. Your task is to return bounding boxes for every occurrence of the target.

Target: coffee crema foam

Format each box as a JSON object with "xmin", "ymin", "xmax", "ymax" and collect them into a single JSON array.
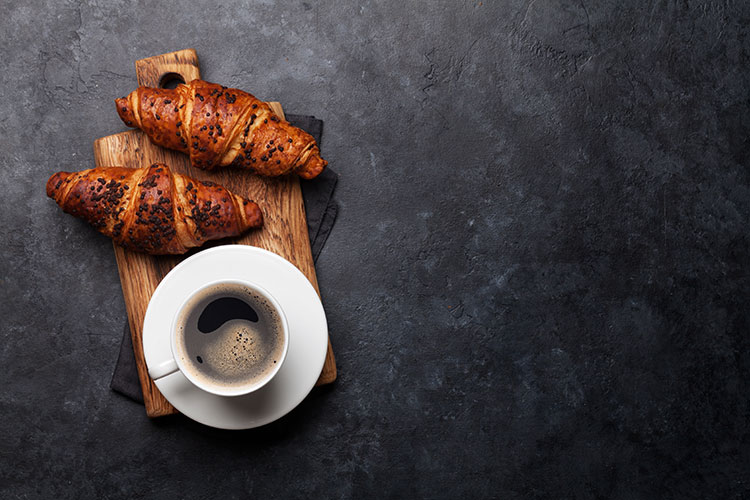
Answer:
[{"xmin": 175, "ymin": 283, "xmax": 285, "ymax": 389}]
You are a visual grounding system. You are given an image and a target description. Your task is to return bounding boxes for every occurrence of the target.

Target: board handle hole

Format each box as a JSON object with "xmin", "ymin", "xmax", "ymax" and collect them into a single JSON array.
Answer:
[{"xmin": 159, "ymin": 72, "xmax": 186, "ymax": 89}]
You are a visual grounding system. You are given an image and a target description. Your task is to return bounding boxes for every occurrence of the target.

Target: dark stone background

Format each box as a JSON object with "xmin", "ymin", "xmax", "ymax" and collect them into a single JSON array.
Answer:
[{"xmin": 1, "ymin": 1, "xmax": 748, "ymax": 498}]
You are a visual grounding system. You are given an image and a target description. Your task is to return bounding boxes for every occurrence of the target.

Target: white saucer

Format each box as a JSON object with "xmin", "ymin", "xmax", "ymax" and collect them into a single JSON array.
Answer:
[{"xmin": 142, "ymin": 245, "xmax": 328, "ymax": 430}]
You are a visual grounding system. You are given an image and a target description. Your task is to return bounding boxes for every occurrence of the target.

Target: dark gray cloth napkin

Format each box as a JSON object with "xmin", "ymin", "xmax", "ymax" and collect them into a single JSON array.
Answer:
[{"xmin": 110, "ymin": 115, "xmax": 337, "ymax": 403}]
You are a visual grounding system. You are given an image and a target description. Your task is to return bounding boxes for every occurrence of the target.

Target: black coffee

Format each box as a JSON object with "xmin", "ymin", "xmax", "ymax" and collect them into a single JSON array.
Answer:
[
  {"xmin": 197, "ymin": 297, "xmax": 258, "ymax": 333},
  {"xmin": 175, "ymin": 283, "xmax": 285, "ymax": 390}
]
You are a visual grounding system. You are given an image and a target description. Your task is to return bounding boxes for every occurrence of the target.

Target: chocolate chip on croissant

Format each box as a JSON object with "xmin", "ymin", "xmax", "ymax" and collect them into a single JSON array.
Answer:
[
  {"xmin": 115, "ymin": 79, "xmax": 327, "ymax": 179},
  {"xmin": 46, "ymin": 163, "xmax": 263, "ymax": 254}
]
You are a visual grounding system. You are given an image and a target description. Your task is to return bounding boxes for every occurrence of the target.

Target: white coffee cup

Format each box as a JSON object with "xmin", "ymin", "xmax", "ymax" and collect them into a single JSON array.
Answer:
[{"xmin": 148, "ymin": 279, "xmax": 289, "ymax": 397}]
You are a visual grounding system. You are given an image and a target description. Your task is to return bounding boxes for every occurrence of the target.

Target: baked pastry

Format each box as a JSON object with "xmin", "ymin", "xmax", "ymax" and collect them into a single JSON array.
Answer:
[
  {"xmin": 46, "ymin": 163, "xmax": 263, "ymax": 254},
  {"xmin": 115, "ymin": 80, "xmax": 326, "ymax": 179}
]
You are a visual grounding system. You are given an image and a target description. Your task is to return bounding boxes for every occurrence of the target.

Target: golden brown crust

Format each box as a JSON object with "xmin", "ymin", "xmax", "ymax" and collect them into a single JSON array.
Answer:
[
  {"xmin": 116, "ymin": 79, "xmax": 327, "ymax": 179},
  {"xmin": 46, "ymin": 163, "xmax": 263, "ymax": 254}
]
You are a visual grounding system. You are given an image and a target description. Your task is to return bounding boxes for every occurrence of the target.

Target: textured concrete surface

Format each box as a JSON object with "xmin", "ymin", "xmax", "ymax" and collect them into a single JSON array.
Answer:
[{"xmin": 1, "ymin": 1, "xmax": 749, "ymax": 498}]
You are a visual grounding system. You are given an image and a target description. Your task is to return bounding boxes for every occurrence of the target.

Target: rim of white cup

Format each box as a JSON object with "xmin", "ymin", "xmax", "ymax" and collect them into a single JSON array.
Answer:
[{"xmin": 169, "ymin": 278, "xmax": 290, "ymax": 397}]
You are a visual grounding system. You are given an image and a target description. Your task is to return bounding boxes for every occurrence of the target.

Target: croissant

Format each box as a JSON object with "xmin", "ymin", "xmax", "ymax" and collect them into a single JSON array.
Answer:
[
  {"xmin": 46, "ymin": 163, "xmax": 263, "ymax": 255},
  {"xmin": 115, "ymin": 79, "xmax": 327, "ymax": 179}
]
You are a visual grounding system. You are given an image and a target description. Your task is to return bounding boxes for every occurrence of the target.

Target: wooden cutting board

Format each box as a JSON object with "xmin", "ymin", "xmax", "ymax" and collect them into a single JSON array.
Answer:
[{"xmin": 93, "ymin": 49, "xmax": 336, "ymax": 417}]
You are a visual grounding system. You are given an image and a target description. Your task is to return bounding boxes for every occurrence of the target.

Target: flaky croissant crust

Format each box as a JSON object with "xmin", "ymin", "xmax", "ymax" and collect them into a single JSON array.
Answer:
[
  {"xmin": 116, "ymin": 80, "xmax": 327, "ymax": 179},
  {"xmin": 46, "ymin": 163, "xmax": 263, "ymax": 254}
]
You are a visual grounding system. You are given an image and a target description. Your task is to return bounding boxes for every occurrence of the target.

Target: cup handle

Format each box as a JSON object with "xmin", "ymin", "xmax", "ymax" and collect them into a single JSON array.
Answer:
[{"xmin": 149, "ymin": 358, "xmax": 179, "ymax": 380}]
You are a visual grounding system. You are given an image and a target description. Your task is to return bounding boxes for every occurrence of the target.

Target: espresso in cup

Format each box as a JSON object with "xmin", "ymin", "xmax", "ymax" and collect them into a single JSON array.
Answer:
[{"xmin": 173, "ymin": 281, "xmax": 286, "ymax": 391}]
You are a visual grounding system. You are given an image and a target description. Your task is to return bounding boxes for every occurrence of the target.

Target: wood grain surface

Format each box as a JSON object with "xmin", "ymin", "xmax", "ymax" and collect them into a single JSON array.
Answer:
[{"xmin": 94, "ymin": 49, "xmax": 336, "ymax": 418}]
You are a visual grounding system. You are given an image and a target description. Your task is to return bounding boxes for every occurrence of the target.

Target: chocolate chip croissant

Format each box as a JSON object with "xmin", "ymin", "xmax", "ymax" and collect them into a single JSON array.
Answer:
[
  {"xmin": 46, "ymin": 163, "xmax": 263, "ymax": 254},
  {"xmin": 115, "ymin": 79, "xmax": 327, "ymax": 179}
]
